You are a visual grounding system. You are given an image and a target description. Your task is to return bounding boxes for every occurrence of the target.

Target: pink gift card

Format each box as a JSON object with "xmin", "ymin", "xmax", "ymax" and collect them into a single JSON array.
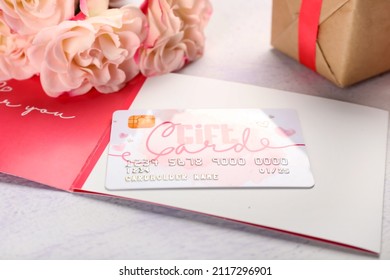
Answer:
[
  {"xmin": 105, "ymin": 109, "xmax": 315, "ymax": 189},
  {"xmin": 0, "ymin": 76, "xmax": 145, "ymax": 191}
]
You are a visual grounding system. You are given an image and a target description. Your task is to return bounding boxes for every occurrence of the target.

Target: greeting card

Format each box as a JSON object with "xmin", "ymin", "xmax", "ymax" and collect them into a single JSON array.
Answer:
[{"xmin": 0, "ymin": 74, "xmax": 387, "ymax": 254}]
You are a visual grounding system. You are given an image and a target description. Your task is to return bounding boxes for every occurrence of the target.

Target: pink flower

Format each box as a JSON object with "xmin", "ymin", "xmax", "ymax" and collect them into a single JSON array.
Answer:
[
  {"xmin": 0, "ymin": 0, "xmax": 76, "ymax": 35},
  {"xmin": 109, "ymin": 0, "xmax": 143, "ymax": 8},
  {"xmin": 80, "ymin": 0, "xmax": 110, "ymax": 17},
  {"xmin": 169, "ymin": 0, "xmax": 212, "ymax": 61},
  {"xmin": 28, "ymin": 6, "xmax": 147, "ymax": 97},
  {"xmin": 139, "ymin": 0, "xmax": 186, "ymax": 76},
  {"xmin": 0, "ymin": 14, "xmax": 36, "ymax": 81},
  {"xmin": 170, "ymin": 0, "xmax": 212, "ymax": 29},
  {"xmin": 139, "ymin": 0, "xmax": 212, "ymax": 76}
]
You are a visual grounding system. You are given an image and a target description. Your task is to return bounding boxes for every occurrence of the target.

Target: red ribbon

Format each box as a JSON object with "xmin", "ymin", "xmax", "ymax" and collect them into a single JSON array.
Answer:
[{"xmin": 298, "ymin": 0, "xmax": 323, "ymax": 71}]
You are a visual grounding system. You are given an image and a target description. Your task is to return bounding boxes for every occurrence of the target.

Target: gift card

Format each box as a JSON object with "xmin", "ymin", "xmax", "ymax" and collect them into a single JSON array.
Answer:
[{"xmin": 105, "ymin": 109, "xmax": 315, "ymax": 190}]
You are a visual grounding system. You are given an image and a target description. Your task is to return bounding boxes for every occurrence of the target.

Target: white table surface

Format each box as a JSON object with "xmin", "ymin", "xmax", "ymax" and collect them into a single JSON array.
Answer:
[{"xmin": 1, "ymin": 0, "xmax": 389, "ymax": 260}]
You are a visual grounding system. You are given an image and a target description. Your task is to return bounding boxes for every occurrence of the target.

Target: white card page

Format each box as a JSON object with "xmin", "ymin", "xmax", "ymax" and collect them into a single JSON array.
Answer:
[{"xmin": 81, "ymin": 74, "xmax": 388, "ymax": 254}]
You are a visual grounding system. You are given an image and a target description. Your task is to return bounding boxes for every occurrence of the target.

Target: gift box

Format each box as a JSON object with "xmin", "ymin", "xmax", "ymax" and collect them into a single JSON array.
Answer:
[{"xmin": 271, "ymin": 0, "xmax": 390, "ymax": 87}]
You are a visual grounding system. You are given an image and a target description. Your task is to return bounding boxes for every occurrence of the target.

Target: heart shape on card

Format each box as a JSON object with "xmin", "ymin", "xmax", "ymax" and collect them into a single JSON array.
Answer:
[
  {"xmin": 119, "ymin": 132, "xmax": 128, "ymax": 138},
  {"xmin": 276, "ymin": 127, "xmax": 296, "ymax": 137},
  {"xmin": 112, "ymin": 143, "xmax": 126, "ymax": 151}
]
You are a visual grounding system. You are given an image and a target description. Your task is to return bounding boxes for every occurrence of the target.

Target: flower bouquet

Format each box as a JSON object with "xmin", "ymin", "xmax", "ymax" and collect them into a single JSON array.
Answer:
[{"xmin": 0, "ymin": 0, "xmax": 212, "ymax": 97}]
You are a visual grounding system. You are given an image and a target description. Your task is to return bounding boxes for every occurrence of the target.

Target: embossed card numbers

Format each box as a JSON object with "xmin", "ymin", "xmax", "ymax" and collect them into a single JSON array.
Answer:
[{"xmin": 105, "ymin": 109, "xmax": 315, "ymax": 190}]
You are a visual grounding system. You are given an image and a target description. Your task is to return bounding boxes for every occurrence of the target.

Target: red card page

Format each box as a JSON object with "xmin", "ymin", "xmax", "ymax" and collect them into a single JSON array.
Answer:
[{"xmin": 0, "ymin": 75, "xmax": 145, "ymax": 191}]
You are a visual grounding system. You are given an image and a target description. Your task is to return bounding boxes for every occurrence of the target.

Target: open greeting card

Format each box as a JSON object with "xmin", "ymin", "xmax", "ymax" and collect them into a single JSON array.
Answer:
[{"xmin": 0, "ymin": 74, "xmax": 388, "ymax": 254}]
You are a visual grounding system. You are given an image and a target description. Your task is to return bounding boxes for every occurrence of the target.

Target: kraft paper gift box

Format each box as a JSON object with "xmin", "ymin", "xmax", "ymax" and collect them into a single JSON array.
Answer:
[{"xmin": 271, "ymin": 0, "xmax": 390, "ymax": 87}]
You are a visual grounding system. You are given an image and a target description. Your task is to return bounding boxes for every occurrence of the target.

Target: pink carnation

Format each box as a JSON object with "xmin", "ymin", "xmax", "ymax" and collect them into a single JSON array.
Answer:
[
  {"xmin": 0, "ymin": 0, "xmax": 76, "ymax": 35},
  {"xmin": 0, "ymin": 14, "xmax": 36, "ymax": 81},
  {"xmin": 139, "ymin": 0, "xmax": 212, "ymax": 76},
  {"xmin": 80, "ymin": 0, "xmax": 110, "ymax": 17},
  {"xmin": 170, "ymin": 0, "xmax": 212, "ymax": 61},
  {"xmin": 28, "ymin": 6, "xmax": 147, "ymax": 97},
  {"xmin": 170, "ymin": 0, "xmax": 213, "ymax": 30}
]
